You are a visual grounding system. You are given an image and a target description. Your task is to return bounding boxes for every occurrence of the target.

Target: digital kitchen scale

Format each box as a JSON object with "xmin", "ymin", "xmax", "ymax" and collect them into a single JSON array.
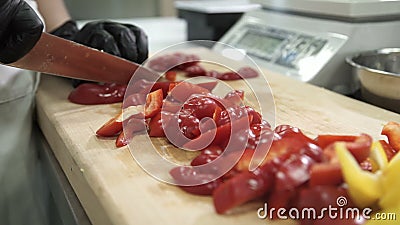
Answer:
[{"xmin": 214, "ymin": 0, "xmax": 400, "ymax": 94}]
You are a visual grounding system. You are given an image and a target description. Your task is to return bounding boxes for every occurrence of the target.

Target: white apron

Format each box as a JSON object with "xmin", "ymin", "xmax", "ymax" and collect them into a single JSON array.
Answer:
[{"xmin": 0, "ymin": 1, "xmax": 49, "ymax": 224}]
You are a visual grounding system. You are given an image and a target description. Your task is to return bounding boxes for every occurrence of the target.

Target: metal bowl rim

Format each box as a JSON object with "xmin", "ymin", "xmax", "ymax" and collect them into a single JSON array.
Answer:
[{"xmin": 345, "ymin": 48, "xmax": 400, "ymax": 78}]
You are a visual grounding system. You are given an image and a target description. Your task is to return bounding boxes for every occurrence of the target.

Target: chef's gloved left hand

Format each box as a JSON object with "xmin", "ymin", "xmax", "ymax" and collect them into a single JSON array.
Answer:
[
  {"xmin": 51, "ymin": 20, "xmax": 149, "ymax": 86},
  {"xmin": 75, "ymin": 21, "xmax": 148, "ymax": 64},
  {"xmin": 51, "ymin": 20, "xmax": 148, "ymax": 63}
]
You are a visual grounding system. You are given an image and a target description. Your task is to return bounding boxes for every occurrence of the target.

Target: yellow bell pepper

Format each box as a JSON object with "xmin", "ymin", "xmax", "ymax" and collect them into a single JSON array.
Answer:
[
  {"xmin": 336, "ymin": 140, "xmax": 400, "ymax": 224},
  {"xmin": 369, "ymin": 141, "xmax": 389, "ymax": 172},
  {"xmin": 335, "ymin": 142, "xmax": 382, "ymax": 208},
  {"xmin": 379, "ymin": 152, "xmax": 400, "ymax": 209}
]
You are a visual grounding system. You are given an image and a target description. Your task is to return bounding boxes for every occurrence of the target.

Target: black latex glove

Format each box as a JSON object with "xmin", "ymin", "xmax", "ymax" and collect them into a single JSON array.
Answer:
[
  {"xmin": 74, "ymin": 21, "xmax": 148, "ymax": 64},
  {"xmin": 50, "ymin": 20, "xmax": 79, "ymax": 41},
  {"xmin": 51, "ymin": 20, "xmax": 148, "ymax": 86},
  {"xmin": 0, "ymin": 0, "xmax": 44, "ymax": 64}
]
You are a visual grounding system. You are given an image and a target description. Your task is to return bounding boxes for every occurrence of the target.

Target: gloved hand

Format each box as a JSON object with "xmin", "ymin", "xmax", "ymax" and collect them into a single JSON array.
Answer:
[
  {"xmin": 51, "ymin": 20, "xmax": 148, "ymax": 86},
  {"xmin": 74, "ymin": 21, "xmax": 149, "ymax": 64},
  {"xmin": 0, "ymin": 0, "xmax": 44, "ymax": 64}
]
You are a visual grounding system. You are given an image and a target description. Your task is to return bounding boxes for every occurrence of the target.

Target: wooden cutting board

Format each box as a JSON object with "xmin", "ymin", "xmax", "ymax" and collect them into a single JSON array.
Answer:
[{"xmin": 35, "ymin": 48, "xmax": 400, "ymax": 225}]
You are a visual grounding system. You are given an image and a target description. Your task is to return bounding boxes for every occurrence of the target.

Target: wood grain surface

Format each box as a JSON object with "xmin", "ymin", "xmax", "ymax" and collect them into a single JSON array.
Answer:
[{"xmin": 35, "ymin": 48, "xmax": 400, "ymax": 225}]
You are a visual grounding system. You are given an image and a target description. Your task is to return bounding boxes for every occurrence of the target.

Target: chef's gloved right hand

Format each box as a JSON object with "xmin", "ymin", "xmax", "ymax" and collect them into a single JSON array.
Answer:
[{"xmin": 0, "ymin": 0, "xmax": 44, "ymax": 64}]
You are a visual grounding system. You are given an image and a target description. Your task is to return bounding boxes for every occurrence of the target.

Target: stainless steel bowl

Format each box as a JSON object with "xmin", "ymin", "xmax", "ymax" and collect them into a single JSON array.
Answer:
[{"xmin": 346, "ymin": 48, "xmax": 400, "ymax": 113}]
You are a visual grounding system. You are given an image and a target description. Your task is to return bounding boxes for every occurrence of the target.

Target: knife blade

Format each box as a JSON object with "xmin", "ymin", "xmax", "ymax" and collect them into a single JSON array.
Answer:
[{"xmin": 7, "ymin": 32, "xmax": 157, "ymax": 84}]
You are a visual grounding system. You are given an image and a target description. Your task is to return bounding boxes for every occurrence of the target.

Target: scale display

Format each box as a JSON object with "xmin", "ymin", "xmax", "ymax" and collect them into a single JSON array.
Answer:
[
  {"xmin": 228, "ymin": 24, "xmax": 330, "ymax": 70},
  {"xmin": 236, "ymin": 31, "xmax": 284, "ymax": 56}
]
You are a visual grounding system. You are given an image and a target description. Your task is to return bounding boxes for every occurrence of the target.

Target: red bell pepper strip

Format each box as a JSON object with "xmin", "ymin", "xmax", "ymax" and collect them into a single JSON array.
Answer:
[
  {"xmin": 223, "ymin": 90, "xmax": 244, "ymax": 106},
  {"xmin": 123, "ymin": 93, "xmax": 146, "ymax": 109},
  {"xmin": 68, "ymin": 83, "xmax": 126, "ymax": 105},
  {"xmin": 184, "ymin": 65, "xmax": 207, "ymax": 77},
  {"xmin": 181, "ymin": 95, "xmax": 218, "ymax": 120},
  {"xmin": 379, "ymin": 140, "xmax": 397, "ymax": 161},
  {"xmin": 115, "ymin": 115, "xmax": 146, "ymax": 147},
  {"xmin": 381, "ymin": 121, "xmax": 400, "ymax": 152},
  {"xmin": 169, "ymin": 82, "xmax": 210, "ymax": 103},
  {"xmin": 213, "ymin": 163, "xmax": 274, "ymax": 214},
  {"xmin": 148, "ymin": 112, "xmax": 164, "ymax": 137},
  {"xmin": 96, "ymin": 112, "xmax": 123, "ymax": 137},
  {"xmin": 115, "ymin": 132, "xmax": 129, "ymax": 148},
  {"xmin": 144, "ymin": 89, "xmax": 163, "ymax": 119},
  {"xmin": 196, "ymin": 81, "xmax": 218, "ymax": 92},
  {"xmin": 309, "ymin": 163, "xmax": 343, "ymax": 186},
  {"xmin": 183, "ymin": 115, "xmax": 250, "ymax": 150},
  {"xmin": 169, "ymin": 166, "xmax": 222, "ymax": 196},
  {"xmin": 274, "ymin": 154, "xmax": 316, "ymax": 191},
  {"xmin": 310, "ymin": 134, "xmax": 373, "ymax": 187},
  {"xmin": 130, "ymin": 80, "xmax": 217, "ymax": 99},
  {"xmin": 165, "ymin": 71, "xmax": 177, "ymax": 82},
  {"xmin": 315, "ymin": 135, "xmax": 358, "ymax": 149},
  {"xmin": 316, "ymin": 134, "xmax": 373, "ymax": 163}
]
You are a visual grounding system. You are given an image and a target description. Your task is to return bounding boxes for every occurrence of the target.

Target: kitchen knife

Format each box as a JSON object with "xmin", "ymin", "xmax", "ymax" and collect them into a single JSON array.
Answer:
[{"xmin": 7, "ymin": 32, "xmax": 157, "ymax": 84}]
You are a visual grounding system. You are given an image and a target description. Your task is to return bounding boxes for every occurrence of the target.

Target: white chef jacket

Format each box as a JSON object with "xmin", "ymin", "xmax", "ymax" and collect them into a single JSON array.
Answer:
[{"xmin": 0, "ymin": 1, "xmax": 49, "ymax": 224}]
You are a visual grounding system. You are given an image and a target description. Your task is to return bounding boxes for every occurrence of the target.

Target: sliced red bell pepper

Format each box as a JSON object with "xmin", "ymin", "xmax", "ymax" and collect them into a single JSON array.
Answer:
[
  {"xmin": 294, "ymin": 186, "xmax": 357, "ymax": 225},
  {"xmin": 237, "ymin": 67, "xmax": 258, "ymax": 78},
  {"xmin": 381, "ymin": 121, "xmax": 400, "ymax": 152},
  {"xmin": 379, "ymin": 140, "xmax": 397, "ymax": 161},
  {"xmin": 68, "ymin": 83, "xmax": 126, "ymax": 105},
  {"xmin": 183, "ymin": 115, "xmax": 250, "ymax": 150},
  {"xmin": 271, "ymin": 125, "xmax": 323, "ymax": 163},
  {"xmin": 165, "ymin": 71, "xmax": 177, "ymax": 81},
  {"xmin": 190, "ymin": 154, "xmax": 219, "ymax": 167},
  {"xmin": 317, "ymin": 134, "xmax": 373, "ymax": 163},
  {"xmin": 201, "ymin": 145, "xmax": 223, "ymax": 156},
  {"xmin": 169, "ymin": 166, "xmax": 222, "ymax": 196},
  {"xmin": 309, "ymin": 163, "xmax": 343, "ymax": 186},
  {"xmin": 148, "ymin": 111, "xmax": 175, "ymax": 137},
  {"xmin": 223, "ymin": 90, "xmax": 244, "ymax": 106},
  {"xmin": 131, "ymin": 80, "xmax": 174, "ymax": 98},
  {"xmin": 182, "ymin": 95, "xmax": 218, "ymax": 120},
  {"xmin": 309, "ymin": 134, "xmax": 373, "ymax": 187},
  {"xmin": 116, "ymin": 115, "xmax": 146, "ymax": 147},
  {"xmin": 161, "ymin": 100, "xmax": 181, "ymax": 113},
  {"xmin": 233, "ymin": 149, "xmax": 256, "ymax": 172},
  {"xmin": 213, "ymin": 105, "xmax": 254, "ymax": 127},
  {"xmin": 196, "ymin": 81, "xmax": 218, "ymax": 92},
  {"xmin": 96, "ymin": 112, "xmax": 123, "ymax": 137},
  {"xmin": 184, "ymin": 65, "xmax": 207, "ymax": 77},
  {"xmin": 274, "ymin": 154, "xmax": 316, "ymax": 191},
  {"xmin": 166, "ymin": 81, "xmax": 218, "ymax": 95},
  {"xmin": 167, "ymin": 82, "xmax": 179, "ymax": 94},
  {"xmin": 265, "ymin": 189, "xmax": 298, "ymax": 220},
  {"xmin": 315, "ymin": 135, "xmax": 358, "ymax": 149},
  {"xmin": 213, "ymin": 163, "xmax": 274, "ymax": 214},
  {"xmin": 148, "ymin": 113, "xmax": 165, "ymax": 137},
  {"xmin": 144, "ymin": 89, "xmax": 163, "ymax": 119},
  {"xmin": 97, "ymin": 102, "xmax": 147, "ymax": 138},
  {"xmin": 123, "ymin": 93, "xmax": 146, "ymax": 109},
  {"xmin": 169, "ymin": 81, "xmax": 210, "ymax": 103},
  {"xmin": 116, "ymin": 131, "xmax": 129, "ymax": 148},
  {"xmin": 208, "ymin": 149, "xmax": 256, "ymax": 180},
  {"xmin": 342, "ymin": 134, "xmax": 373, "ymax": 163},
  {"xmin": 162, "ymin": 111, "xmax": 201, "ymax": 148}
]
